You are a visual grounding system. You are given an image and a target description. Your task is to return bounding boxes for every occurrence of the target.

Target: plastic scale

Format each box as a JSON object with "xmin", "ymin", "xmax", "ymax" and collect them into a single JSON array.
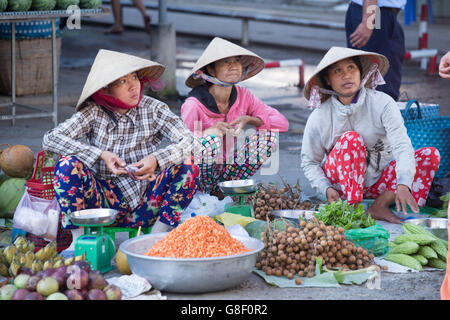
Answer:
[
  {"xmin": 70, "ymin": 209, "xmax": 117, "ymax": 273},
  {"xmin": 224, "ymin": 192, "xmax": 256, "ymax": 217},
  {"xmin": 218, "ymin": 180, "xmax": 258, "ymax": 218}
]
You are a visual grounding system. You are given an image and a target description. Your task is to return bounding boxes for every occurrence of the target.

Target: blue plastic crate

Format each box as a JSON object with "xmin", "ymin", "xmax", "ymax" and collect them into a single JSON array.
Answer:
[{"xmin": 0, "ymin": 19, "xmax": 61, "ymax": 40}]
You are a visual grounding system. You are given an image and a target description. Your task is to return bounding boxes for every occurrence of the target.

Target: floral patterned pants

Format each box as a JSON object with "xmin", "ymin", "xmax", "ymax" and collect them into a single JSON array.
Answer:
[
  {"xmin": 198, "ymin": 130, "xmax": 278, "ymax": 194},
  {"xmin": 323, "ymin": 131, "xmax": 441, "ymax": 206},
  {"xmin": 53, "ymin": 156, "xmax": 199, "ymax": 229}
]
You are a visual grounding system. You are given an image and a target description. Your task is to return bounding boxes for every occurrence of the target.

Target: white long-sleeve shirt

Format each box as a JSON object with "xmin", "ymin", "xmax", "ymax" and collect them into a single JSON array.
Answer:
[{"xmin": 301, "ymin": 87, "xmax": 415, "ymax": 198}]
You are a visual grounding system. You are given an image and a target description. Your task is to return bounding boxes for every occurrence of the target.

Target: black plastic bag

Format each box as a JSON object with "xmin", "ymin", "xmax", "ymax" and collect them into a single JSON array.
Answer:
[{"xmin": 426, "ymin": 172, "xmax": 450, "ymax": 208}]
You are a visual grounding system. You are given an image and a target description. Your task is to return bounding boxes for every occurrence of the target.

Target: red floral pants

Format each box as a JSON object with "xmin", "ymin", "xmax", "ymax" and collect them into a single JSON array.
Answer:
[{"xmin": 323, "ymin": 131, "xmax": 441, "ymax": 206}]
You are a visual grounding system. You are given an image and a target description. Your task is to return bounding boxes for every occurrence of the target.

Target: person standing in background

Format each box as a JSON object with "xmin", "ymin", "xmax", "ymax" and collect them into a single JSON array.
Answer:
[
  {"xmin": 345, "ymin": 0, "xmax": 406, "ymax": 101},
  {"xmin": 439, "ymin": 51, "xmax": 450, "ymax": 79},
  {"xmin": 105, "ymin": 0, "xmax": 151, "ymax": 35}
]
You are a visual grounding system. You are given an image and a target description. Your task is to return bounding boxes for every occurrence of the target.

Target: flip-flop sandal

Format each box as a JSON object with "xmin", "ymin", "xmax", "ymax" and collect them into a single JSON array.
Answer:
[{"xmin": 104, "ymin": 28, "xmax": 123, "ymax": 35}]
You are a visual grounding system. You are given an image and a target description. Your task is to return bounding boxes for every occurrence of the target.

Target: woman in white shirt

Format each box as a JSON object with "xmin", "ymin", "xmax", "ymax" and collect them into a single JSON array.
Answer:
[{"xmin": 301, "ymin": 47, "xmax": 440, "ymax": 224}]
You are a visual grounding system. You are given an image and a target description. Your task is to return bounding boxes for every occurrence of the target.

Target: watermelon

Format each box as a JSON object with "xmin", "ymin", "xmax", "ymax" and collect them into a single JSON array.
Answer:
[
  {"xmin": 0, "ymin": 0, "xmax": 7, "ymax": 12},
  {"xmin": 244, "ymin": 220, "xmax": 267, "ymax": 240},
  {"xmin": 7, "ymin": 0, "xmax": 32, "ymax": 11},
  {"xmin": 0, "ymin": 178, "xmax": 26, "ymax": 219},
  {"xmin": 244, "ymin": 218, "xmax": 296, "ymax": 240},
  {"xmin": 31, "ymin": 0, "xmax": 55, "ymax": 10},
  {"xmin": 79, "ymin": 0, "xmax": 101, "ymax": 9},
  {"xmin": 55, "ymin": 0, "xmax": 78, "ymax": 10}
]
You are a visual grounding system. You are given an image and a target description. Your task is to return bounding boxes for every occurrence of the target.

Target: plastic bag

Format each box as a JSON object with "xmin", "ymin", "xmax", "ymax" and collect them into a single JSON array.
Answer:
[
  {"xmin": 181, "ymin": 192, "xmax": 233, "ymax": 223},
  {"xmin": 12, "ymin": 190, "xmax": 60, "ymax": 241},
  {"xmin": 344, "ymin": 223, "xmax": 390, "ymax": 257},
  {"xmin": 227, "ymin": 224, "xmax": 250, "ymax": 238}
]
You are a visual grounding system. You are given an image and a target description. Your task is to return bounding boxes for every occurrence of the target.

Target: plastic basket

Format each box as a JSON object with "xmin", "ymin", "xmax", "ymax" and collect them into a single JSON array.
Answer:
[
  {"xmin": 403, "ymin": 101, "xmax": 450, "ymax": 178},
  {"xmin": 26, "ymin": 150, "xmax": 56, "ymax": 200},
  {"xmin": 25, "ymin": 150, "xmax": 72, "ymax": 253},
  {"xmin": 399, "ymin": 99, "xmax": 440, "ymax": 121}
]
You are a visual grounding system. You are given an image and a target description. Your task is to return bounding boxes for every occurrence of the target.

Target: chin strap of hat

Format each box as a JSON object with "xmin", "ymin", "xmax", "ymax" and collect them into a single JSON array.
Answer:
[
  {"xmin": 192, "ymin": 63, "xmax": 254, "ymax": 87},
  {"xmin": 307, "ymin": 62, "xmax": 385, "ymax": 110}
]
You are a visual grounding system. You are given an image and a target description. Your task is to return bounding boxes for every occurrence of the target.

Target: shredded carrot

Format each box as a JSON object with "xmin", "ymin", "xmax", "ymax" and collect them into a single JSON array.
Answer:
[{"xmin": 145, "ymin": 216, "xmax": 250, "ymax": 258}]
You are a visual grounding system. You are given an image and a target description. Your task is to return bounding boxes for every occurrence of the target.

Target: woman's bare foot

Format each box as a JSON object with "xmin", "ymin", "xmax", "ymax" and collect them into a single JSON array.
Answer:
[
  {"xmin": 366, "ymin": 202, "xmax": 403, "ymax": 224},
  {"xmin": 365, "ymin": 191, "xmax": 403, "ymax": 224},
  {"xmin": 143, "ymin": 15, "xmax": 151, "ymax": 33},
  {"xmin": 105, "ymin": 25, "xmax": 124, "ymax": 35}
]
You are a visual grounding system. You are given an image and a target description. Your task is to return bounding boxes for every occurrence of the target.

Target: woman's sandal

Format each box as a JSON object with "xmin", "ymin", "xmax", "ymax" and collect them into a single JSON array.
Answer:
[{"xmin": 104, "ymin": 26, "xmax": 124, "ymax": 35}]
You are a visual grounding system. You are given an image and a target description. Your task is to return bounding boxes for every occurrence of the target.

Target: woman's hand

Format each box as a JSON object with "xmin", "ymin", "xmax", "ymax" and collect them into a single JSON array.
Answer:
[
  {"xmin": 203, "ymin": 121, "xmax": 233, "ymax": 137},
  {"xmin": 439, "ymin": 51, "xmax": 450, "ymax": 79},
  {"xmin": 230, "ymin": 115, "xmax": 264, "ymax": 136},
  {"xmin": 100, "ymin": 151, "xmax": 128, "ymax": 175},
  {"xmin": 395, "ymin": 184, "xmax": 419, "ymax": 215},
  {"xmin": 130, "ymin": 154, "xmax": 159, "ymax": 182},
  {"xmin": 326, "ymin": 187, "xmax": 341, "ymax": 203}
]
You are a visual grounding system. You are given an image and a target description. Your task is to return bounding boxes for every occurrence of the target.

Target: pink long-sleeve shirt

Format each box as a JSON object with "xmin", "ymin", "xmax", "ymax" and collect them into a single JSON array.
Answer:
[{"xmin": 181, "ymin": 85, "xmax": 289, "ymax": 136}]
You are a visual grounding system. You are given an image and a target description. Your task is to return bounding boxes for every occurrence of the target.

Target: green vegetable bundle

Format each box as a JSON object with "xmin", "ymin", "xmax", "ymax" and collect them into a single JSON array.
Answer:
[
  {"xmin": 314, "ymin": 199, "xmax": 376, "ymax": 230},
  {"xmin": 430, "ymin": 192, "xmax": 449, "ymax": 218},
  {"xmin": 385, "ymin": 223, "xmax": 448, "ymax": 271}
]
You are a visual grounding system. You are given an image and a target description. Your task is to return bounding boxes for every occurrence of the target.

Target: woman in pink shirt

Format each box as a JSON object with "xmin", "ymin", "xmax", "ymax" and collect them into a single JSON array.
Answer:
[{"xmin": 181, "ymin": 37, "xmax": 289, "ymax": 198}]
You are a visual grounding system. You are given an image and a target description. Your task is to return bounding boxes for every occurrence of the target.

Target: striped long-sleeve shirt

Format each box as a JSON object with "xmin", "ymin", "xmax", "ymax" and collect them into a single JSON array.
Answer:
[{"xmin": 43, "ymin": 95, "xmax": 202, "ymax": 211}]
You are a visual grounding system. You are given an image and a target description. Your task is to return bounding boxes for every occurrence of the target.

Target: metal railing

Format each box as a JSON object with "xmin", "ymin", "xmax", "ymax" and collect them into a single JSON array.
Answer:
[{"xmin": 101, "ymin": 0, "xmax": 345, "ymax": 46}]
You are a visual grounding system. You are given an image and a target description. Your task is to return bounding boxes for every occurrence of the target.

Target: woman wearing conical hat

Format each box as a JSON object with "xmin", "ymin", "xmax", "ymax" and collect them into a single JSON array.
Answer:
[
  {"xmin": 301, "ymin": 46, "xmax": 440, "ymax": 224},
  {"xmin": 42, "ymin": 49, "xmax": 201, "ymax": 248},
  {"xmin": 181, "ymin": 37, "xmax": 289, "ymax": 198}
]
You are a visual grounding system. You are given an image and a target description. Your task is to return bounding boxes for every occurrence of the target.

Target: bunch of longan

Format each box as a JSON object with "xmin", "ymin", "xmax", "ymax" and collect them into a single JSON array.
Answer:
[
  {"xmin": 252, "ymin": 184, "xmax": 314, "ymax": 220},
  {"xmin": 256, "ymin": 218, "xmax": 375, "ymax": 279}
]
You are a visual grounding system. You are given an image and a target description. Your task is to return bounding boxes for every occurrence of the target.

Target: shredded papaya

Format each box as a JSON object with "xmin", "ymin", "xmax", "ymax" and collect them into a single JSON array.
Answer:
[{"xmin": 145, "ymin": 215, "xmax": 250, "ymax": 258}]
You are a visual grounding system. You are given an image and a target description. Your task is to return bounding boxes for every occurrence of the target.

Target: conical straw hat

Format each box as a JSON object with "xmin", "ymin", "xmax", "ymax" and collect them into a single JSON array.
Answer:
[
  {"xmin": 76, "ymin": 49, "xmax": 165, "ymax": 111},
  {"xmin": 303, "ymin": 46, "xmax": 389, "ymax": 102},
  {"xmin": 185, "ymin": 37, "xmax": 265, "ymax": 88}
]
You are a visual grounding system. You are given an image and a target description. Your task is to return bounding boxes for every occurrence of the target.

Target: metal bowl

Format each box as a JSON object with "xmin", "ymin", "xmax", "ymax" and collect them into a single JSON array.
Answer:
[
  {"xmin": 69, "ymin": 208, "xmax": 118, "ymax": 226},
  {"xmin": 405, "ymin": 218, "xmax": 448, "ymax": 240},
  {"xmin": 119, "ymin": 233, "xmax": 264, "ymax": 293},
  {"xmin": 270, "ymin": 210, "xmax": 318, "ymax": 227},
  {"xmin": 218, "ymin": 179, "xmax": 258, "ymax": 194}
]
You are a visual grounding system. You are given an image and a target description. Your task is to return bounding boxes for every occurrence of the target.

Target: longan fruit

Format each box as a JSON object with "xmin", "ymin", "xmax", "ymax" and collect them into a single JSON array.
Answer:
[
  {"xmin": 306, "ymin": 222, "xmax": 315, "ymax": 230},
  {"xmin": 295, "ymin": 278, "xmax": 303, "ymax": 285}
]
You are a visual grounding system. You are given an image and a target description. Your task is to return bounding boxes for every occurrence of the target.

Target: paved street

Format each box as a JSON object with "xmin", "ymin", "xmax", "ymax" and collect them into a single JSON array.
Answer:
[{"xmin": 0, "ymin": 1, "xmax": 449, "ymax": 300}]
